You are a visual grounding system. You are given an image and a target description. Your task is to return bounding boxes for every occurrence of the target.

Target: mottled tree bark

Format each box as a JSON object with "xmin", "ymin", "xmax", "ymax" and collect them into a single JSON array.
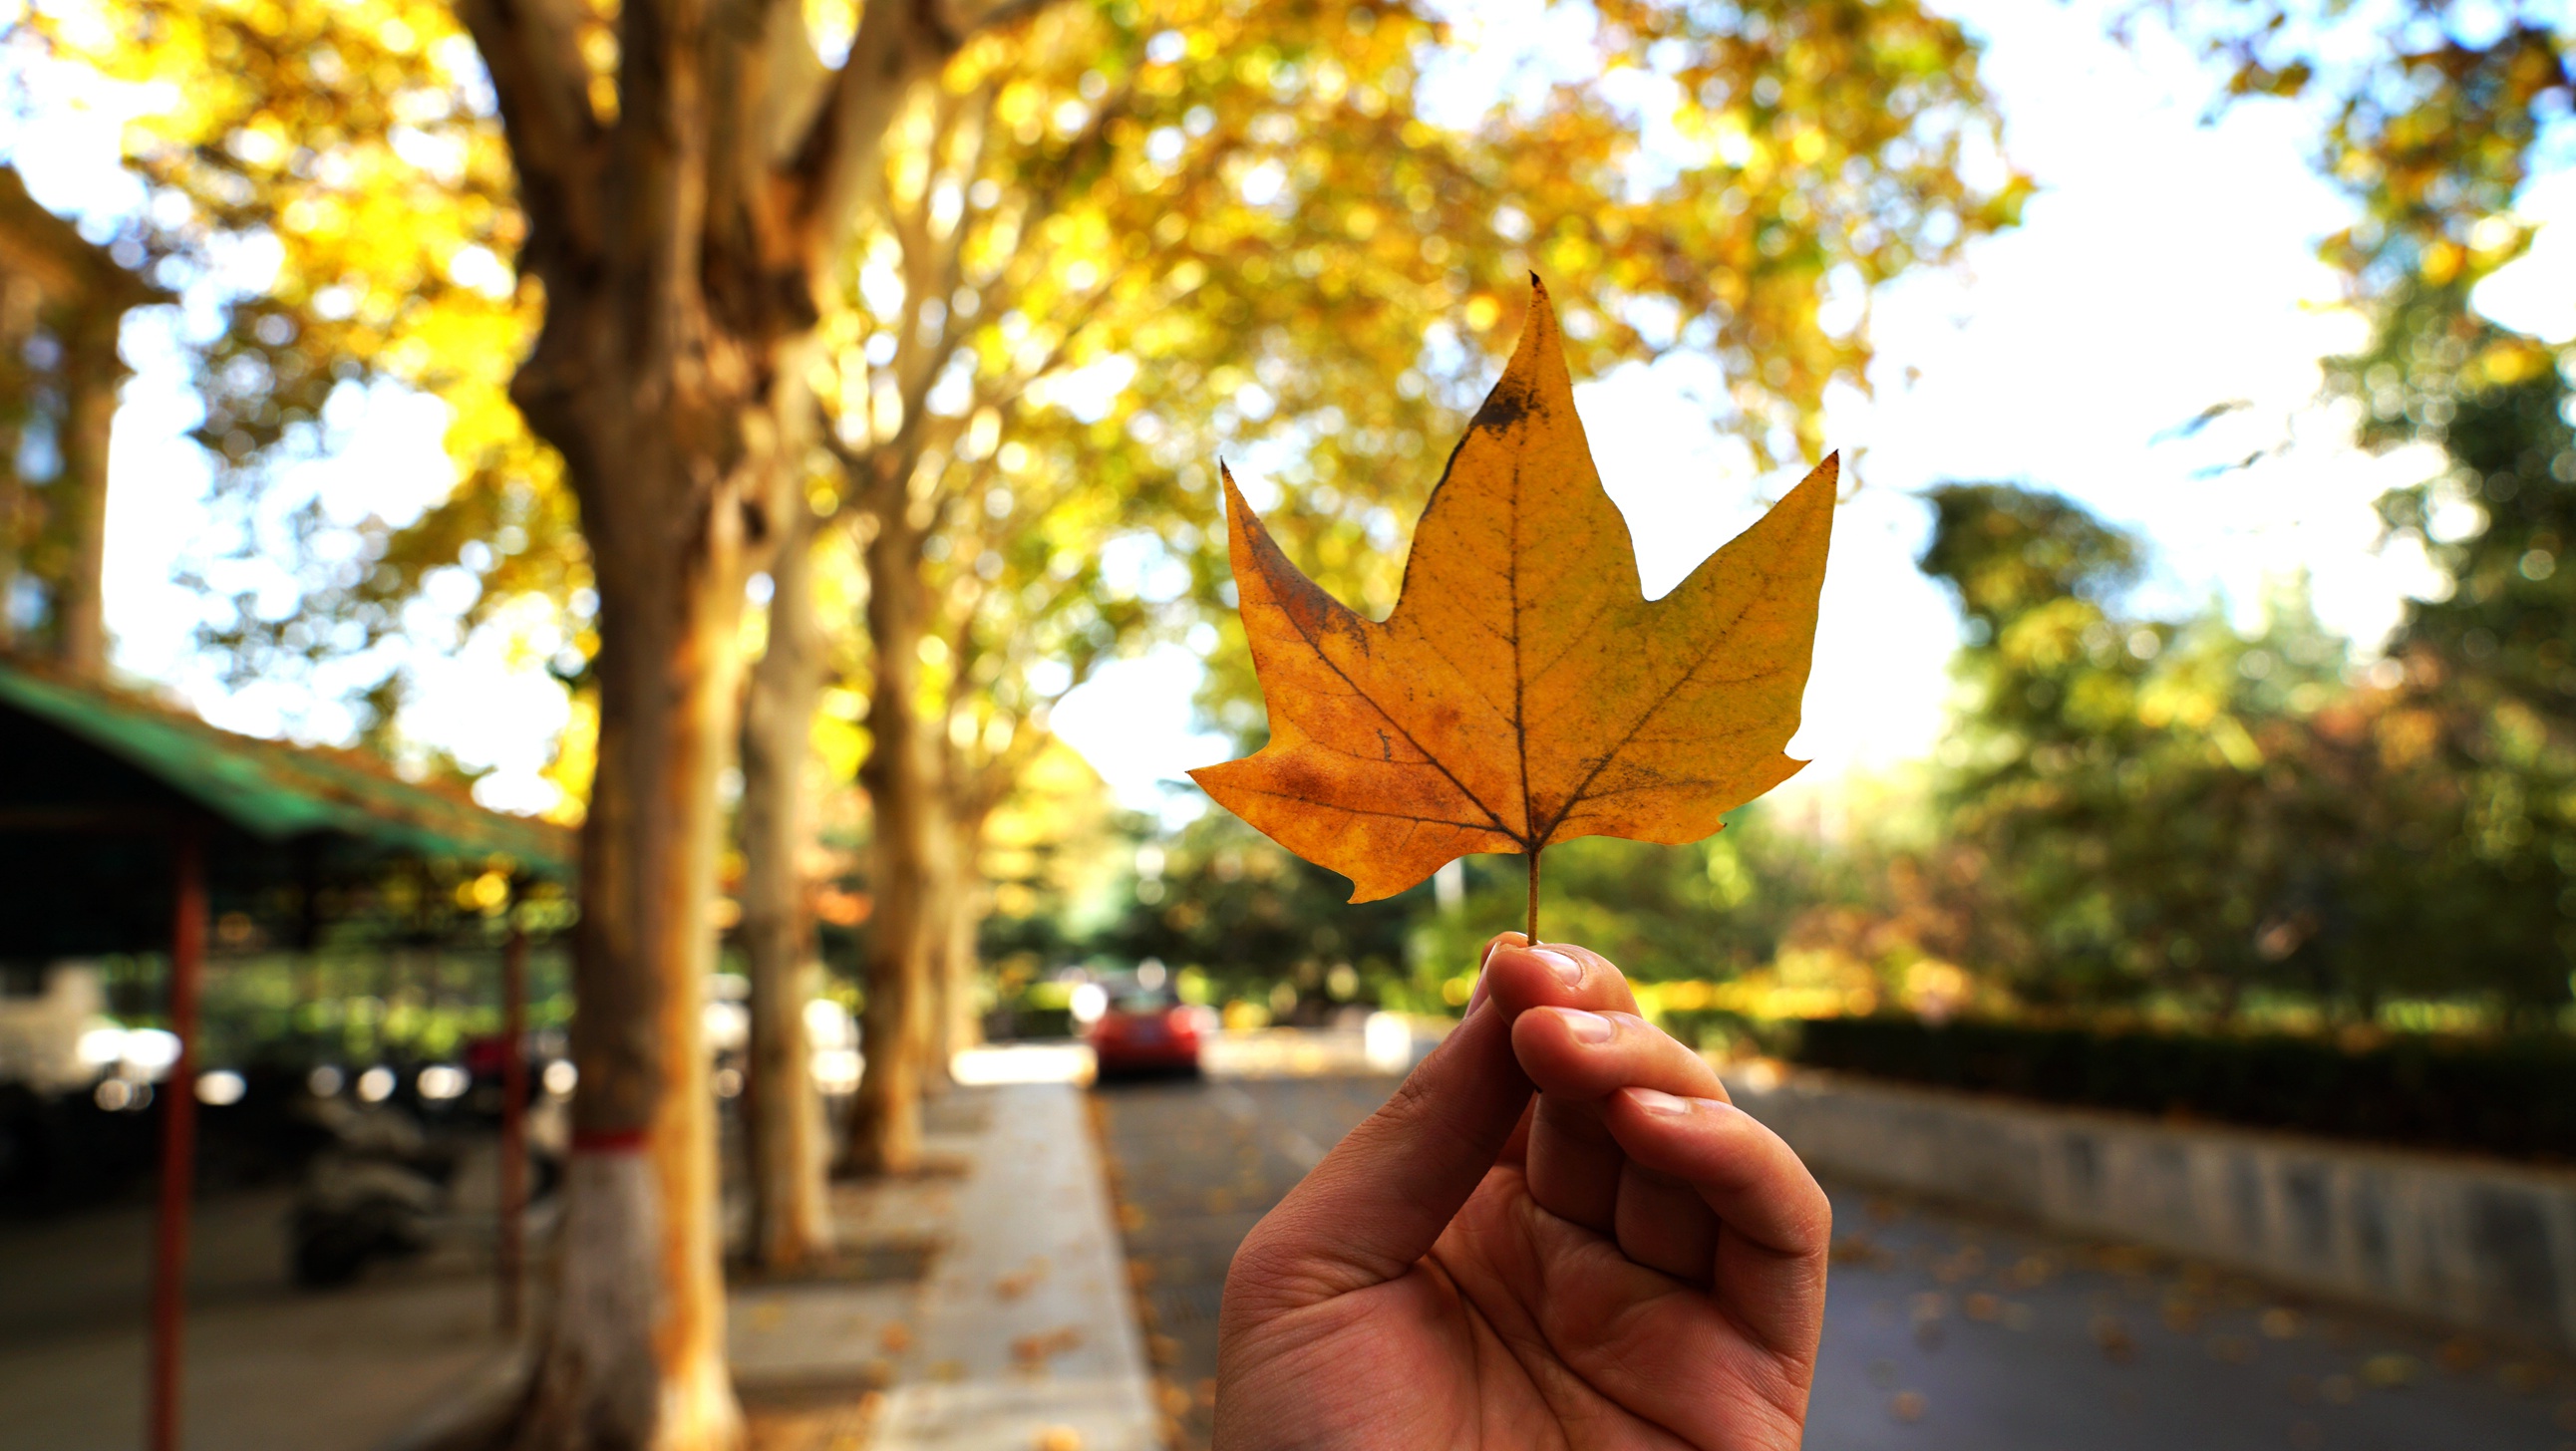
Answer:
[
  {"xmin": 934, "ymin": 808, "xmax": 989, "ymax": 1067},
  {"xmin": 53, "ymin": 307, "xmax": 123, "ymax": 679},
  {"xmin": 517, "ymin": 453, "xmax": 755, "ymax": 1449},
  {"xmin": 904, "ymin": 813, "xmax": 966, "ymax": 1097},
  {"xmin": 846, "ymin": 503, "xmax": 939, "ymax": 1173},
  {"xmin": 0, "ymin": 407, "xmax": 19, "ymax": 655},
  {"xmin": 0, "ymin": 166, "xmax": 157, "ymax": 677},
  {"xmin": 450, "ymin": 0, "xmax": 1032, "ymax": 1441},
  {"xmin": 737, "ymin": 504, "xmax": 833, "ymax": 1268}
]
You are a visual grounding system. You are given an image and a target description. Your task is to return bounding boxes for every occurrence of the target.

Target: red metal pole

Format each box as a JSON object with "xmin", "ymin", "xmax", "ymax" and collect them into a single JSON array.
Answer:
[
  {"xmin": 497, "ymin": 909, "xmax": 528, "ymax": 1334},
  {"xmin": 149, "ymin": 826, "xmax": 205, "ymax": 1451}
]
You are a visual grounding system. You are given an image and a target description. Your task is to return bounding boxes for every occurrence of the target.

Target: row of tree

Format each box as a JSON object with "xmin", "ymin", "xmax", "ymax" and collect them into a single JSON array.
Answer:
[
  {"xmin": 1915, "ymin": 0, "xmax": 2576, "ymax": 1021},
  {"xmin": 21, "ymin": 0, "xmax": 2565, "ymax": 1442},
  {"xmin": 25, "ymin": 0, "xmax": 2033, "ymax": 1443}
]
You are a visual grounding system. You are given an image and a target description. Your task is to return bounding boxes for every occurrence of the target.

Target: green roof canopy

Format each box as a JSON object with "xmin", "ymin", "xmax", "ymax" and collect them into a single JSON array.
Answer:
[{"xmin": 0, "ymin": 657, "xmax": 574, "ymax": 955}]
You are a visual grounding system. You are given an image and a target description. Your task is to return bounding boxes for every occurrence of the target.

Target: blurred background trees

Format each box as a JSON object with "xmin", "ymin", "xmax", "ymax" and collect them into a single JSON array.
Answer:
[
  {"xmin": 19, "ymin": 0, "xmax": 2566, "ymax": 1083},
  {"xmin": 9, "ymin": 0, "xmax": 2574, "ymax": 1438},
  {"xmin": 12, "ymin": 0, "xmax": 2032, "ymax": 1441},
  {"xmin": 1099, "ymin": 0, "xmax": 2576, "ymax": 1043},
  {"xmin": 0, "ymin": 165, "xmax": 159, "ymax": 678}
]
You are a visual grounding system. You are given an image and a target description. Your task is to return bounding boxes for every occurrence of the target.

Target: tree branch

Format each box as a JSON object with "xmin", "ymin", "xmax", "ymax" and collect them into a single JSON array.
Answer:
[
  {"xmin": 783, "ymin": 0, "xmax": 1057, "ymax": 252},
  {"xmin": 458, "ymin": 0, "xmax": 606, "ymax": 267},
  {"xmin": 784, "ymin": 0, "xmax": 948, "ymax": 252},
  {"xmin": 702, "ymin": 0, "xmax": 826, "ymax": 337}
]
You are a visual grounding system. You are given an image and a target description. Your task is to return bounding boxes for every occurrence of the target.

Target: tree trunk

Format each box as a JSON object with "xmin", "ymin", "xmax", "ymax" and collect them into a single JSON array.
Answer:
[
  {"xmin": 54, "ymin": 305, "xmax": 121, "ymax": 679},
  {"xmin": 514, "ymin": 452, "xmax": 753, "ymax": 1450},
  {"xmin": 936, "ymin": 807, "xmax": 987, "ymax": 1067},
  {"xmin": 452, "ymin": 0, "xmax": 1035, "ymax": 1436},
  {"xmin": 846, "ymin": 508, "xmax": 938, "ymax": 1174},
  {"xmin": 910, "ymin": 829, "xmax": 958, "ymax": 1097},
  {"xmin": 0, "ymin": 415, "xmax": 18, "ymax": 657},
  {"xmin": 493, "ymin": 92, "xmax": 805, "ymax": 1451},
  {"xmin": 737, "ymin": 507, "xmax": 833, "ymax": 1269}
]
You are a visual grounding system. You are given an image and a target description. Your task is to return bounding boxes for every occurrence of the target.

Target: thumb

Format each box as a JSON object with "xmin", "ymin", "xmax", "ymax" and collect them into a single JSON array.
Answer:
[{"xmin": 1224, "ymin": 995, "xmax": 1531, "ymax": 1312}]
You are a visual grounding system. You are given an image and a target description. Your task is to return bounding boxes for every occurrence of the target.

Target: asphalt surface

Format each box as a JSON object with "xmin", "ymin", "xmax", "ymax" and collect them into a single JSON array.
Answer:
[
  {"xmin": 1091, "ymin": 1073, "xmax": 1399, "ymax": 1447},
  {"xmin": 1090, "ymin": 1071, "xmax": 2576, "ymax": 1451}
]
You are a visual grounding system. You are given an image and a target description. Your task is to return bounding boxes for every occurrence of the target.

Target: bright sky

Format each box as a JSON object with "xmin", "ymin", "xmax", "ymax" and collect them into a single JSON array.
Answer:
[{"xmin": 8, "ymin": 0, "xmax": 2571, "ymax": 824}]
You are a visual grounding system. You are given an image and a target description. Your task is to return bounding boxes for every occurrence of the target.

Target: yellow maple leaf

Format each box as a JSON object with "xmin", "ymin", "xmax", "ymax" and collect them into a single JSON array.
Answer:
[{"xmin": 1190, "ymin": 278, "xmax": 1837, "ymax": 931}]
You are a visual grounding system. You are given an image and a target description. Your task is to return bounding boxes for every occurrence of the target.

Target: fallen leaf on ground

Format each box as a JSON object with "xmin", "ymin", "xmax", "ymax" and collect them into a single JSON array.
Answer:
[
  {"xmin": 1190, "ymin": 278, "xmax": 1835, "ymax": 905},
  {"xmin": 993, "ymin": 1257, "xmax": 1050, "ymax": 1301},
  {"xmin": 1012, "ymin": 1326, "xmax": 1086, "ymax": 1367}
]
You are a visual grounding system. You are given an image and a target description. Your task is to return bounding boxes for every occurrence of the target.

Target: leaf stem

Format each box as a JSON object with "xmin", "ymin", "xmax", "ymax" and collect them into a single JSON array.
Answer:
[{"xmin": 1526, "ymin": 848, "xmax": 1541, "ymax": 945}]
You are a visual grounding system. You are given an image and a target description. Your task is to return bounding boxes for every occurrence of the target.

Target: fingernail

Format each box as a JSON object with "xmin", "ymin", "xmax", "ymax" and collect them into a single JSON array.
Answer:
[
  {"xmin": 1629, "ymin": 1087, "xmax": 1691, "ymax": 1115},
  {"xmin": 1529, "ymin": 948, "xmax": 1582, "ymax": 987},
  {"xmin": 1557, "ymin": 1009, "xmax": 1614, "ymax": 1044}
]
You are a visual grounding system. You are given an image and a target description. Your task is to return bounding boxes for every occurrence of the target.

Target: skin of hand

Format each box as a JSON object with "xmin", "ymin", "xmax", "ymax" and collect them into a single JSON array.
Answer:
[{"xmin": 1210, "ymin": 935, "xmax": 1831, "ymax": 1450}]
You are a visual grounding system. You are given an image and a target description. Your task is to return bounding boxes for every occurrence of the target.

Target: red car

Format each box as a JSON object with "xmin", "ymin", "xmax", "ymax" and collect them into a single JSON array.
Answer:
[{"xmin": 1087, "ymin": 991, "xmax": 1204, "ymax": 1076}]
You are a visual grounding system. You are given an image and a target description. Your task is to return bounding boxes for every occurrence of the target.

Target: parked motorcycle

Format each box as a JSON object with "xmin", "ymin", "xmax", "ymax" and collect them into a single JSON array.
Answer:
[{"xmin": 287, "ymin": 1097, "xmax": 454, "ymax": 1288}]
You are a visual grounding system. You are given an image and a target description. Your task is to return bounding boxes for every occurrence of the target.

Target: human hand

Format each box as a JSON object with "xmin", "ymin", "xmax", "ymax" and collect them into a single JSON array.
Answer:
[{"xmin": 1212, "ymin": 935, "xmax": 1830, "ymax": 1450}]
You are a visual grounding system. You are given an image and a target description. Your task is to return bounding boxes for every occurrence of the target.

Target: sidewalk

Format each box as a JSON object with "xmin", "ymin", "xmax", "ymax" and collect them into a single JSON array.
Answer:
[
  {"xmin": 733, "ymin": 1082, "xmax": 1158, "ymax": 1451},
  {"xmin": 0, "ymin": 1175, "xmax": 517, "ymax": 1451}
]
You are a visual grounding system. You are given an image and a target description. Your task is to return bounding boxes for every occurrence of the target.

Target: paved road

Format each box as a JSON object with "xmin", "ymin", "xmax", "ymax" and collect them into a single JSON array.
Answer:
[{"xmin": 1091, "ymin": 1072, "xmax": 2576, "ymax": 1451}]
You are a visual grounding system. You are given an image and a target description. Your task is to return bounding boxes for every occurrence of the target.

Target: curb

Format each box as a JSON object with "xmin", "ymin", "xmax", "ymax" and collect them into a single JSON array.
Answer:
[
  {"xmin": 375, "ymin": 1081, "xmax": 1157, "ymax": 1450},
  {"xmin": 870, "ymin": 1082, "xmax": 1159, "ymax": 1450}
]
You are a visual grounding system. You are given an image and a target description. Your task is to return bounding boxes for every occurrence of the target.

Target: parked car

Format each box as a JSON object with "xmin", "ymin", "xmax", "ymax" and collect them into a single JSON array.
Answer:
[{"xmin": 1086, "ymin": 990, "xmax": 1204, "ymax": 1076}]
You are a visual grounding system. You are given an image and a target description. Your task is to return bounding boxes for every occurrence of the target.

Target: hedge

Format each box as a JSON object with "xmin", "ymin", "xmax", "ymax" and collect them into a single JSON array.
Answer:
[{"xmin": 1787, "ymin": 1016, "xmax": 2576, "ymax": 1161}]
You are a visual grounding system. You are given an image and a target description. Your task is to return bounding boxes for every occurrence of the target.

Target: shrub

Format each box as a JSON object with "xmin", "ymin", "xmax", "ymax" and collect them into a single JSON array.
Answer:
[{"xmin": 1789, "ymin": 1016, "xmax": 2576, "ymax": 1160}]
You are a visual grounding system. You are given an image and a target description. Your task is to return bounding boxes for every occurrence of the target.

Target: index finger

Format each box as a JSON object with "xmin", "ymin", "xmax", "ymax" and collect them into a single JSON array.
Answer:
[{"xmin": 1474, "ymin": 936, "xmax": 1643, "ymax": 1020}]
